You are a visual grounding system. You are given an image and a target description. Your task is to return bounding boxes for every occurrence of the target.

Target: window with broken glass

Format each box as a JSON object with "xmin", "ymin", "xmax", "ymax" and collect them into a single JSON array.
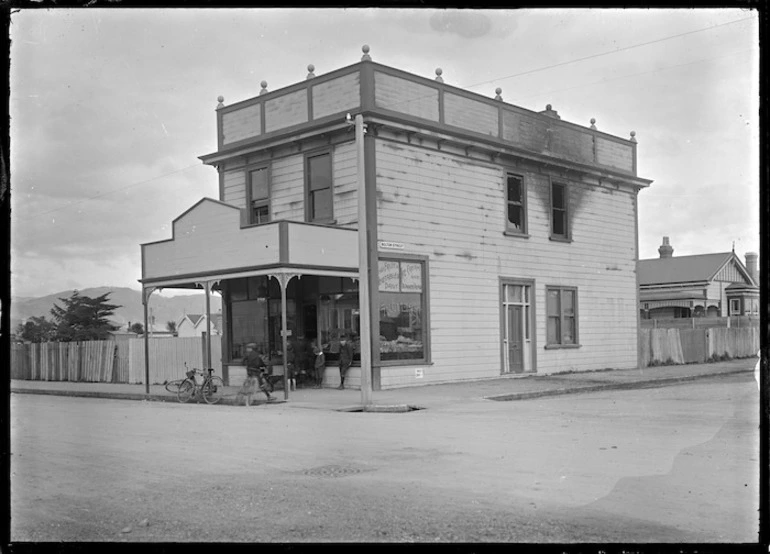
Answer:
[{"xmin": 505, "ymin": 173, "xmax": 527, "ymax": 234}]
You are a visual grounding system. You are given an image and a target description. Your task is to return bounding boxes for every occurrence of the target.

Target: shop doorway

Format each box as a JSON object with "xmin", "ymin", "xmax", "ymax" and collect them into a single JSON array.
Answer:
[{"xmin": 502, "ymin": 281, "xmax": 533, "ymax": 374}]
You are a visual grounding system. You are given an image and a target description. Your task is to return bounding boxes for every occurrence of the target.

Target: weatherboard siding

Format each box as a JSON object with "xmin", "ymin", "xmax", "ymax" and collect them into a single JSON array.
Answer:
[
  {"xmin": 443, "ymin": 92, "xmax": 499, "ymax": 137},
  {"xmin": 222, "ymin": 169, "xmax": 247, "ymax": 209},
  {"xmin": 221, "ymin": 104, "xmax": 262, "ymax": 146},
  {"xmin": 595, "ymin": 137, "xmax": 634, "ymax": 172},
  {"xmin": 143, "ymin": 200, "xmax": 280, "ymax": 280},
  {"xmin": 331, "ymin": 142, "xmax": 359, "ymax": 227},
  {"xmin": 271, "ymin": 155, "xmax": 305, "ymax": 221},
  {"xmin": 374, "ymin": 71, "xmax": 439, "ymax": 121},
  {"xmin": 375, "ymin": 139, "xmax": 638, "ymax": 387},
  {"xmin": 219, "ymin": 142, "xmax": 358, "ymax": 226},
  {"xmin": 265, "ymin": 89, "xmax": 308, "ymax": 133},
  {"xmin": 312, "ymin": 72, "xmax": 360, "ymax": 120}
]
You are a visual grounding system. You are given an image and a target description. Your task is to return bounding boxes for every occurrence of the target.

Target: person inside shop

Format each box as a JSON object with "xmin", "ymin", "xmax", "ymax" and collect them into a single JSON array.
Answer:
[
  {"xmin": 338, "ymin": 332, "xmax": 354, "ymax": 390},
  {"xmin": 312, "ymin": 340, "xmax": 326, "ymax": 388},
  {"xmin": 238, "ymin": 342, "xmax": 274, "ymax": 406}
]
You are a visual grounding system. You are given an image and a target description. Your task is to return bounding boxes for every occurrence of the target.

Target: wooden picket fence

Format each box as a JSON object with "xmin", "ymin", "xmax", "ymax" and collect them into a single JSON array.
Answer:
[
  {"xmin": 640, "ymin": 326, "xmax": 759, "ymax": 367},
  {"xmin": 127, "ymin": 336, "xmax": 222, "ymax": 385},
  {"xmin": 641, "ymin": 315, "xmax": 759, "ymax": 330},
  {"xmin": 11, "ymin": 341, "xmax": 118, "ymax": 382},
  {"xmin": 11, "ymin": 336, "xmax": 222, "ymax": 385}
]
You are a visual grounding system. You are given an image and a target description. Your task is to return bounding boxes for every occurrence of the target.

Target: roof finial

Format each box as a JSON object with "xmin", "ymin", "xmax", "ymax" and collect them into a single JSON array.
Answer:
[
  {"xmin": 260, "ymin": 81, "xmax": 268, "ymax": 95},
  {"xmin": 435, "ymin": 68, "xmax": 444, "ymax": 83},
  {"xmin": 306, "ymin": 64, "xmax": 316, "ymax": 79},
  {"xmin": 630, "ymin": 130, "xmax": 637, "ymax": 143},
  {"xmin": 494, "ymin": 87, "xmax": 503, "ymax": 101},
  {"xmin": 361, "ymin": 44, "xmax": 371, "ymax": 61},
  {"xmin": 216, "ymin": 96, "xmax": 224, "ymax": 110},
  {"xmin": 590, "ymin": 118, "xmax": 596, "ymax": 130},
  {"xmin": 732, "ymin": 241, "xmax": 735, "ymax": 253}
]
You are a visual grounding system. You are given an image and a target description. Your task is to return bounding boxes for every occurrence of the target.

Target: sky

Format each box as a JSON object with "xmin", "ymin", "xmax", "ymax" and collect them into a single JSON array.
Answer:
[{"xmin": 9, "ymin": 8, "xmax": 760, "ymax": 298}]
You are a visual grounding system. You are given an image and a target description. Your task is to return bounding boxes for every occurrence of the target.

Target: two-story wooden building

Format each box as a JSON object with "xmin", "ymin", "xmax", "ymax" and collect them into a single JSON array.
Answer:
[{"xmin": 140, "ymin": 46, "xmax": 653, "ymax": 392}]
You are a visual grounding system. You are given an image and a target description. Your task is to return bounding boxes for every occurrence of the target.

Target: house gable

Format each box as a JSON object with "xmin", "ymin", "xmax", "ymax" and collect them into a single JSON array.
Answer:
[{"xmin": 713, "ymin": 255, "xmax": 755, "ymax": 285}]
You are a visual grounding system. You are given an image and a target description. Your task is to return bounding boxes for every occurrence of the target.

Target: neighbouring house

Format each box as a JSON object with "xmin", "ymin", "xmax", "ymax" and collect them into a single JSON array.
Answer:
[
  {"xmin": 176, "ymin": 312, "xmax": 222, "ymax": 337},
  {"xmin": 638, "ymin": 237, "xmax": 759, "ymax": 319},
  {"xmin": 140, "ymin": 47, "xmax": 652, "ymax": 390}
]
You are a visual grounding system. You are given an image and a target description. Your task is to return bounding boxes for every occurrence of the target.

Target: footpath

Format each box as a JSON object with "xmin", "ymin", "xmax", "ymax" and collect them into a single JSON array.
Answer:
[{"xmin": 10, "ymin": 358, "xmax": 755, "ymax": 412}]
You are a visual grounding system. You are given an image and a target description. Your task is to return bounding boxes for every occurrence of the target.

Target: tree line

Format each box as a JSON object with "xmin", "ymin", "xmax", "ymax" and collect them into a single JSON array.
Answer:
[
  {"xmin": 15, "ymin": 291, "xmax": 123, "ymax": 343},
  {"xmin": 15, "ymin": 290, "xmax": 182, "ymax": 343}
]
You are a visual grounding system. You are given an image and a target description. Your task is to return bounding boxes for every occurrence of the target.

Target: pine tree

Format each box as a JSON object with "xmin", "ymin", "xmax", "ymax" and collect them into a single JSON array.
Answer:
[{"xmin": 50, "ymin": 290, "xmax": 121, "ymax": 342}]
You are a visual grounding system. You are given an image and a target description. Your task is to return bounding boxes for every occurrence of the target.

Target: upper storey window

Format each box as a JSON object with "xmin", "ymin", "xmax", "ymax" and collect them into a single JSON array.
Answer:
[
  {"xmin": 306, "ymin": 151, "xmax": 333, "ymax": 223},
  {"xmin": 551, "ymin": 181, "xmax": 569, "ymax": 240},
  {"xmin": 505, "ymin": 173, "xmax": 527, "ymax": 235},
  {"xmin": 248, "ymin": 166, "xmax": 270, "ymax": 224}
]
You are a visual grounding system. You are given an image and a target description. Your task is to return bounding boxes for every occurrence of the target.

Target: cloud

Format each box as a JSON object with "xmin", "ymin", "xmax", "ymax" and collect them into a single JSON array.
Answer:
[
  {"xmin": 8, "ymin": 8, "xmax": 759, "ymax": 298},
  {"xmin": 429, "ymin": 11, "xmax": 494, "ymax": 39}
]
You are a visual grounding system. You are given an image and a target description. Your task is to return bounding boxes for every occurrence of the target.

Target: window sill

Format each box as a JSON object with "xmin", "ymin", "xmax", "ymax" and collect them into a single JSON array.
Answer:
[
  {"xmin": 307, "ymin": 219, "xmax": 338, "ymax": 226},
  {"xmin": 549, "ymin": 235, "xmax": 572, "ymax": 243},
  {"xmin": 378, "ymin": 359, "xmax": 433, "ymax": 368},
  {"xmin": 544, "ymin": 343, "xmax": 581, "ymax": 350},
  {"xmin": 503, "ymin": 230, "xmax": 530, "ymax": 239}
]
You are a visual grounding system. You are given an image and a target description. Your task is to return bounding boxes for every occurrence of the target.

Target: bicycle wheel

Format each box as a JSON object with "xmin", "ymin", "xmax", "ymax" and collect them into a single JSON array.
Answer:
[
  {"xmin": 202, "ymin": 376, "xmax": 224, "ymax": 404},
  {"xmin": 177, "ymin": 379, "xmax": 195, "ymax": 403},
  {"xmin": 164, "ymin": 379, "xmax": 184, "ymax": 394}
]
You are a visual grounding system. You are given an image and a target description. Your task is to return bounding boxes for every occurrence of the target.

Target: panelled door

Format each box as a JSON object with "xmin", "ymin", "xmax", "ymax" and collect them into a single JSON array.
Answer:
[
  {"xmin": 506, "ymin": 305, "xmax": 524, "ymax": 373},
  {"xmin": 502, "ymin": 283, "xmax": 531, "ymax": 374}
]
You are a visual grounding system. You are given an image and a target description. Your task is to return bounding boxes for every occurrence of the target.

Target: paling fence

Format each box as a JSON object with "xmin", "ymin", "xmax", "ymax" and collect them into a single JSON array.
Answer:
[
  {"xmin": 11, "ymin": 336, "xmax": 222, "ymax": 385},
  {"xmin": 11, "ymin": 341, "xmax": 119, "ymax": 382},
  {"xmin": 640, "ymin": 327, "xmax": 759, "ymax": 367},
  {"xmin": 127, "ymin": 336, "xmax": 222, "ymax": 384},
  {"xmin": 640, "ymin": 315, "xmax": 759, "ymax": 330},
  {"xmin": 12, "ymin": 328, "xmax": 756, "ymax": 381}
]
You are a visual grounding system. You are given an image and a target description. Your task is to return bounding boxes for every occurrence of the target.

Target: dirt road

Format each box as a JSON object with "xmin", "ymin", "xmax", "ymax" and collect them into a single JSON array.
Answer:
[{"xmin": 10, "ymin": 373, "xmax": 759, "ymax": 542}]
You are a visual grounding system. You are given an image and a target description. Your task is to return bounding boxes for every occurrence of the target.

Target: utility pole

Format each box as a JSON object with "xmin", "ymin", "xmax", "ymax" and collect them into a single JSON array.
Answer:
[{"xmin": 354, "ymin": 113, "xmax": 373, "ymax": 407}]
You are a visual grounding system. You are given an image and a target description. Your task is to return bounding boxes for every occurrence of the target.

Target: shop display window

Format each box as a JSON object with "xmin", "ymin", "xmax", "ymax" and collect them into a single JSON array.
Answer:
[{"xmin": 378, "ymin": 258, "xmax": 427, "ymax": 362}]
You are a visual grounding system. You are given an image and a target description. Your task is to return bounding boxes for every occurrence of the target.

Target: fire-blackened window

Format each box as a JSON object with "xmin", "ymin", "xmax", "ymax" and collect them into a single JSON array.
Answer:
[
  {"xmin": 506, "ymin": 173, "xmax": 527, "ymax": 234},
  {"xmin": 551, "ymin": 182, "xmax": 569, "ymax": 239}
]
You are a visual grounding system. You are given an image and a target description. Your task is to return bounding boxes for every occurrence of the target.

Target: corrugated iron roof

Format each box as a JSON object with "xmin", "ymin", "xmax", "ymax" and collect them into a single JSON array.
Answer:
[{"xmin": 637, "ymin": 252, "xmax": 733, "ymax": 285}]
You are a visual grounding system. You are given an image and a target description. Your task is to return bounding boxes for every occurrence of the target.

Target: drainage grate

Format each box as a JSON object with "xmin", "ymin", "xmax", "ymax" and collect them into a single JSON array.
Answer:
[
  {"xmin": 338, "ymin": 404, "xmax": 425, "ymax": 413},
  {"xmin": 301, "ymin": 465, "xmax": 366, "ymax": 478}
]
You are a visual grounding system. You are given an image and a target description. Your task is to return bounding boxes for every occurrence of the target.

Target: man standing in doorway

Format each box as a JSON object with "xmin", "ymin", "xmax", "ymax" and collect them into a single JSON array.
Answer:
[{"xmin": 337, "ymin": 333, "xmax": 354, "ymax": 390}]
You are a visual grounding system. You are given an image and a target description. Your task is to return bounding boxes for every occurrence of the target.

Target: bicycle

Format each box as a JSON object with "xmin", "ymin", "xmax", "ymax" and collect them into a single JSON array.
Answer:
[{"xmin": 177, "ymin": 366, "xmax": 225, "ymax": 405}]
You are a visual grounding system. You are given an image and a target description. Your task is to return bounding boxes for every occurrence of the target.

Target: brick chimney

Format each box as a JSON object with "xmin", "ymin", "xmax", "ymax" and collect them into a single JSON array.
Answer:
[
  {"xmin": 658, "ymin": 236, "xmax": 674, "ymax": 259},
  {"xmin": 745, "ymin": 252, "xmax": 758, "ymax": 285}
]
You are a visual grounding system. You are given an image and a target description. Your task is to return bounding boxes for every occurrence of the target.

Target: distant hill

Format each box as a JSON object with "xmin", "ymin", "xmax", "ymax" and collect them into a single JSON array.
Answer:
[{"xmin": 10, "ymin": 287, "xmax": 222, "ymax": 333}]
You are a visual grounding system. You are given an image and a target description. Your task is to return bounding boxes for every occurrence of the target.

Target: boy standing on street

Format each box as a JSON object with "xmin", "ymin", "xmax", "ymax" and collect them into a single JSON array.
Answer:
[
  {"xmin": 240, "ymin": 343, "xmax": 273, "ymax": 405},
  {"xmin": 313, "ymin": 341, "xmax": 326, "ymax": 388},
  {"xmin": 337, "ymin": 334, "xmax": 354, "ymax": 390}
]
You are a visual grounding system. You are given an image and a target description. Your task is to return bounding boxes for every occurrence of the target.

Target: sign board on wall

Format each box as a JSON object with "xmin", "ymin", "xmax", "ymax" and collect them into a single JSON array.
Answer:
[
  {"xmin": 378, "ymin": 260, "xmax": 400, "ymax": 292},
  {"xmin": 401, "ymin": 262, "xmax": 422, "ymax": 292},
  {"xmin": 378, "ymin": 241, "xmax": 405, "ymax": 250}
]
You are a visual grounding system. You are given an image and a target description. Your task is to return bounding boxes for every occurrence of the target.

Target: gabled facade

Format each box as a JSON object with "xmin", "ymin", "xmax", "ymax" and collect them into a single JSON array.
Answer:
[
  {"xmin": 638, "ymin": 236, "xmax": 759, "ymax": 319},
  {"xmin": 177, "ymin": 313, "xmax": 222, "ymax": 337},
  {"xmin": 141, "ymin": 47, "xmax": 652, "ymax": 391}
]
